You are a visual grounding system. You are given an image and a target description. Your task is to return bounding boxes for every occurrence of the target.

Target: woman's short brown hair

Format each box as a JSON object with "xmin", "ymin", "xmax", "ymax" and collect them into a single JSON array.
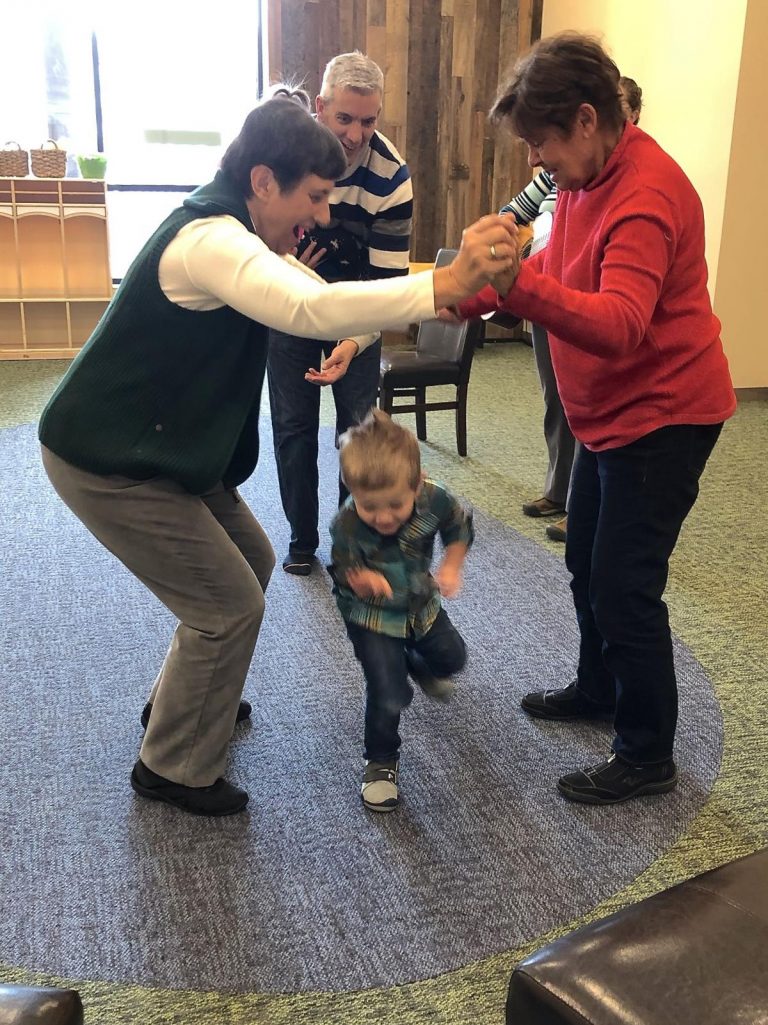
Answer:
[
  {"xmin": 220, "ymin": 95, "xmax": 345, "ymax": 197},
  {"xmin": 339, "ymin": 408, "xmax": 421, "ymax": 493},
  {"xmin": 491, "ymin": 32, "xmax": 624, "ymax": 139}
]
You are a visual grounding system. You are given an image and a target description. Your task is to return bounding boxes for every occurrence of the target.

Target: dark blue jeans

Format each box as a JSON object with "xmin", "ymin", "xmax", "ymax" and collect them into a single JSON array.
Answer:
[
  {"xmin": 267, "ymin": 331, "xmax": 382, "ymax": 555},
  {"xmin": 566, "ymin": 423, "xmax": 723, "ymax": 764},
  {"xmin": 345, "ymin": 608, "xmax": 467, "ymax": 762}
]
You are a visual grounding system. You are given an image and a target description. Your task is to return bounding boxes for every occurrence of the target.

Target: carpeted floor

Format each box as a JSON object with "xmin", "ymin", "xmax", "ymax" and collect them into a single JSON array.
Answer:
[{"xmin": 1, "ymin": 344, "xmax": 766, "ymax": 1024}]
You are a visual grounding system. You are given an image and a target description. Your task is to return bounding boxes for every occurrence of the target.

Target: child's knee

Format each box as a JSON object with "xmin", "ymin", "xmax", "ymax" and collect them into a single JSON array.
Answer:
[{"xmin": 446, "ymin": 634, "xmax": 467, "ymax": 673}]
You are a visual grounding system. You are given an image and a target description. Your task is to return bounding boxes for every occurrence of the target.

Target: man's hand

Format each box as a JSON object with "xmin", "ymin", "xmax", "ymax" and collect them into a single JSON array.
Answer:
[
  {"xmin": 305, "ymin": 338, "xmax": 359, "ymax": 386},
  {"xmin": 291, "ymin": 238, "xmax": 328, "ymax": 270},
  {"xmin": 346, "ymin": 567, "xmax": 393, "ymax": 599}
]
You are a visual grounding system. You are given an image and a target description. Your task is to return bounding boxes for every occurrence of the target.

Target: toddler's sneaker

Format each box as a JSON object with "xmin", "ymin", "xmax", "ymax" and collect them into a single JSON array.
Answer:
[
  {"xmin": 414, "ymin": 674, "xmax": 455, "ymax": 702},
  {"xmin": 361, "ymin": 760, "xmax": 399, "ymax": 812},
  {"xmin": 406, "ymin": 651, "xmax": 455, "ymax": 703}
]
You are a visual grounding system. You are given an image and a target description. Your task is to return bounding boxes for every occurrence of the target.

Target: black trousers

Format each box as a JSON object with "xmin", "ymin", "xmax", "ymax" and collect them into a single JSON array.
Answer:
[
  {"xmin": 267, "ymin": 331, "xmax": 382, "ymax": 555},
  {"xmin": 346, "ymin": 609, "xmax": 466, "ymax": 762},
  {"xmin": 566, "ymin": 423, "xmax": 723, "ymax": 763}
]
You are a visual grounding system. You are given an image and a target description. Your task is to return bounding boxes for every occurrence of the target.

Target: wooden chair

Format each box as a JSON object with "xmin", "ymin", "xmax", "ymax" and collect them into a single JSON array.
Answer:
[{"xmin": 379, "ymin": 248, "xmax": 483, "ymax": 456}]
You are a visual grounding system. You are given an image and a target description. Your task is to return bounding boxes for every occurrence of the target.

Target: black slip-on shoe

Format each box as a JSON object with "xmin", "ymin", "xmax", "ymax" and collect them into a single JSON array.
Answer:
[
  {"xmin": 557, "ymin": 753, "xmax": 678, "ymax": 805},
  {"xmin": 282, "ymin": 552, "xmax": 314, "ymax": 576},
  {"xmin": 141, "ymin": 698, "xmax": 252, "ymax": 731},
  {"xmin": 130, "ymin": 759, "xmax": 249, "ymax": 816},
  {"xmin": 521, "ymin": 682, "xmax": 614, "ymax": 721}
]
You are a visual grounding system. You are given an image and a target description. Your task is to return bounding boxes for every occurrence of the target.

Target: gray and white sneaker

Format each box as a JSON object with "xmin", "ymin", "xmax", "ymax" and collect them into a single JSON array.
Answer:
[
  {"xmin": 406, "ymin": 651, "xmax": 455, "ymax": 703},
  {"xmin": 414, "ymin": 674, "xmax": 456, "ymax": 702},
  {"xmin": 361, "ymin": 760, "xmax": 399, "ymax": 812}
]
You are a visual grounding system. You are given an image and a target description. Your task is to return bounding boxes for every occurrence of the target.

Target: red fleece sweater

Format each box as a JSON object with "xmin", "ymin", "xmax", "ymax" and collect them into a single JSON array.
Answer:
[{"xmin": 460, "ymin": 124, "xmax": 736, "ymax": 450}]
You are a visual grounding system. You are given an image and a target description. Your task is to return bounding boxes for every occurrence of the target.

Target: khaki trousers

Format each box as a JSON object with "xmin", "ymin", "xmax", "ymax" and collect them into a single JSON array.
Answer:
[
  {"xmin": 531, "ymin": 322, "xmax": 578, "ymax": 507},
  {"xmin": 42, "ymin": 446, "xmax": 275, "ymax": 787}
]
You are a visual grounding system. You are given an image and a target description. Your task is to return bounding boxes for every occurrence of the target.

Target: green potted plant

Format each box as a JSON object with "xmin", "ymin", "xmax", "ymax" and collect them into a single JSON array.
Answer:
[{"xmin": 76, "ymin": 153, "xmax": 108, "ymax": 179}]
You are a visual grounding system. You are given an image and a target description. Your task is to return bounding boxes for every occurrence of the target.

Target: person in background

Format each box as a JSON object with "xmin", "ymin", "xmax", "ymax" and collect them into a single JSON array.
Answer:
[
  {"xmin": 455, "ymin": 33, "xmax": 735, "ymax": 804},
  {"xmin": 38, "ymin": 95, "xmax": 516, "ymax": 817},
  {"xmin": 619, "ymin": 75, "xmax": 643, "ymax": 125},
  {"xmin": 505, "ymin": 72, "xmax": 644, "ymax": 546},
  {"xmin": 501, "ymin": 170, "xmax": 569, "ymax": 536},
  {"xmin": 268, "ymin": 52, "xmax": 413, "ymax": 577},
  {"xmin": 330, "ymin": 409, "xmax": 473, "ymax": 812}
]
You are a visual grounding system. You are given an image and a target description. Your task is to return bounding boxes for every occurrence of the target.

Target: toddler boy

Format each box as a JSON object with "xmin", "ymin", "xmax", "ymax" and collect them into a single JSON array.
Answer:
[{"xmin": 330, "ymin": 409, "xmax": 473, "ymax": 811}]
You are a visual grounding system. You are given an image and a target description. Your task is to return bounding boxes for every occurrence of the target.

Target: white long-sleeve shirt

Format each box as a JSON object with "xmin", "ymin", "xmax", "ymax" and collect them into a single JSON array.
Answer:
[{"xmin": 159, "ymin": 215, "xmax": 434, "ymax": 352}]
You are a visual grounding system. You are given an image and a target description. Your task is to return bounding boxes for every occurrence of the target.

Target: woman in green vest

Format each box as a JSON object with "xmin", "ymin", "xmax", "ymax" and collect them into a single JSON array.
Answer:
[{"xmin": 38, "ymin": 95, "xmax": 516, "ymax": 816}]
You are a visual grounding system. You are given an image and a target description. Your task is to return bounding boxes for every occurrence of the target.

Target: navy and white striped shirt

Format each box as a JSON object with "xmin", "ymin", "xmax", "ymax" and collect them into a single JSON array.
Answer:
[
  {"xmin": 500, "ymin": 170, "xmax": 556, "ymax": 258},
  {"xmin": 297, "ymin": 130, "xmax": 413, "ymax": 282},
  {"xmin": 500, "ymin": 169, "xmax": 556, "ymax": 224}
]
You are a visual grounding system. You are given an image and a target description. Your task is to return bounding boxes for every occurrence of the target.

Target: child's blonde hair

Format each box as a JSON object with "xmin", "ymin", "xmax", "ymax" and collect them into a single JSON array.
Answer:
[{"xmin": 339, "ymin": 408, "xmax": 421, "ymax": 492}]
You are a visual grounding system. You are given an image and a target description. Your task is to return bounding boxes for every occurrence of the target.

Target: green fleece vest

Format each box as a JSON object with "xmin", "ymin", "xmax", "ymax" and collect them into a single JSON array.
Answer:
[{"xmin": 38, "ymin": 172, "xmax": 268, "ymax": 494}]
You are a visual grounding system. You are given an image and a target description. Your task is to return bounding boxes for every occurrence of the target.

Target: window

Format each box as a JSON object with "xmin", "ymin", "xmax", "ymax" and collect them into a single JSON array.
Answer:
[{"xmin": 3, "ymin": 2, "xmax": 264, "ymax": 277}]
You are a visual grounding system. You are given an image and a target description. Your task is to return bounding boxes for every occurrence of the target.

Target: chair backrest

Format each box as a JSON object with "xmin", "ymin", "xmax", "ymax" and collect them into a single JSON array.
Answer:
[{"xmin": 416, "ymin": 248, "xmax": 483, "ymax": 372}]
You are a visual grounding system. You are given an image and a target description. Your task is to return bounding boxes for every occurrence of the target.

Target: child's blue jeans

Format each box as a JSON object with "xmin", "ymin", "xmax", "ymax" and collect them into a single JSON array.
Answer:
[{"xmin": 345, "ymin": 608, "xmax": 466, "ymax": 762}]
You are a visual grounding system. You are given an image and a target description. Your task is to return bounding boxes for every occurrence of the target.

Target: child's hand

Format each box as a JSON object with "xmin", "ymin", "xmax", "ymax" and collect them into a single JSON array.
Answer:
[
  {"xmin": 346, "ymin": 567, "xmax": 393, "ymax": 599},
  {"xmin": 435, "ymin": 563, "xmax": 462, "ymax": 598}
]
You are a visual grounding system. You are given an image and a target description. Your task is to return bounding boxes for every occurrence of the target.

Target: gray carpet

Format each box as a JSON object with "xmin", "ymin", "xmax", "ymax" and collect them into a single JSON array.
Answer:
[{"xmin": 1, "ymin": 419, "xmax": 722, "ymax": 993}]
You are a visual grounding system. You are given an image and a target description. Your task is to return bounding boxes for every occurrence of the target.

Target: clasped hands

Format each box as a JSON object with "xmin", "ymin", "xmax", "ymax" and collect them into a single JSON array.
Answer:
[{"xmin": 451, "ymin": 212, "xmax": 521, "ymax": 297}]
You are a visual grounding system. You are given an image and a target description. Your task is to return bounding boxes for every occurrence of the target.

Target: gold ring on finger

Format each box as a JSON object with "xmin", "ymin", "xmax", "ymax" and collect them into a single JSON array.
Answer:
[{"xmin": 489, "ymin": 243, "xmax": 497, "ymax": 259}]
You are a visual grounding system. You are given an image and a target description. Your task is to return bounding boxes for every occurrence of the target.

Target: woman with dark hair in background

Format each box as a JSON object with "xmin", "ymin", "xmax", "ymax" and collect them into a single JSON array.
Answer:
[
  {"xmin": 457, "ymin": 33, "xmax": 735, "ymax": 805},
  {"xmin": 619, "ymin": 75, "xmax": 643, "ymax": 124},
  {"xmin": 38, "ymin": 95, "xmax": 517, "ymax": 817}
]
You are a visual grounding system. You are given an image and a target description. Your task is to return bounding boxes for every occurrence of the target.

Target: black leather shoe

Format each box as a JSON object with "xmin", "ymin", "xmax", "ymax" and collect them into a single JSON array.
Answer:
[
  {"xmin": 521, "ymin": 682, "xmax": 614, "ymax": 721},
  {"xmin": 141, "ymin": 698, "xmax": 252, "ymax": 731},
  {"xmin": 282, "ymin": 551, "xmax": 314, "ymax": 576},
  {"xmin": 130, "ymin": 759, "xmax": 249, "ymax": 816},
  {"xmin": 557, "ymin": 753, "xmax": 678, "ymax": 804}
]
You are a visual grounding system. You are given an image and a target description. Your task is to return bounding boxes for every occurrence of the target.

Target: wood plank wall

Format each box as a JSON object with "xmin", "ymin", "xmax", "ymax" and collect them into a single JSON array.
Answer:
[{"xmin": 267, "ymin": 0, "xmax": 543, "ymax": 261}]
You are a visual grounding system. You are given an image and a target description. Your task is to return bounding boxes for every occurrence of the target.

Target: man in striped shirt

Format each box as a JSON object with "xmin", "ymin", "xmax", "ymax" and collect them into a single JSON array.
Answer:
[{"xmin": 267, "ymin": 52, "xmax": 414, "ymax": 576}]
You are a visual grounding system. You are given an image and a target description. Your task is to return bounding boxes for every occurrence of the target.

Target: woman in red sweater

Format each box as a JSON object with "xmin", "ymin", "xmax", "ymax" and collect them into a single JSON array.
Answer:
[{"xmin": 458, "ymin": 32, "xmax": 736, "ymax": 805}]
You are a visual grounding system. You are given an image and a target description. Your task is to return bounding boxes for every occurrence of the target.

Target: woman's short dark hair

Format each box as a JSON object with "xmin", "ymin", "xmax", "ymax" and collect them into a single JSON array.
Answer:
[
  {"xmin": 220, "ymin": 95, "xmax": 346, "ymax": 196},
  {"xmin": 491, "ymin": 32, "xmax": 624, "ymax": 139}
]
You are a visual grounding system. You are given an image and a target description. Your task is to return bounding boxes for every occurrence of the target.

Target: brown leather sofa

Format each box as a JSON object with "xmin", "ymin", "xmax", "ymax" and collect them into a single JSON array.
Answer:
[
  {"xmin": 506, "ymin": 847, "xmax": 768, "ymax": 1024},
  {"xmin": 0, "ymin": 984, "xmax": 83, "ymax": 1024}
]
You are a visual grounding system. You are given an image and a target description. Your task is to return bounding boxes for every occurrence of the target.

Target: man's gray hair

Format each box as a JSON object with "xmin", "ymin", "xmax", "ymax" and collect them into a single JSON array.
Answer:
[{"xmin": 320, "ymin": 52, "xmax": 384, "ymax": 100}]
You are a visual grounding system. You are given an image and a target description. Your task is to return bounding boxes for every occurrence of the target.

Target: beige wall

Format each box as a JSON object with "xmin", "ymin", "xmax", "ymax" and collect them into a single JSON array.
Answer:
[
  {"xmin": 541, "ymin": 0, "xmax": 765, "ymax": 387},
  {"xmin": 712, "ymin": 0, "xmax": 768, "ymax": 387}
]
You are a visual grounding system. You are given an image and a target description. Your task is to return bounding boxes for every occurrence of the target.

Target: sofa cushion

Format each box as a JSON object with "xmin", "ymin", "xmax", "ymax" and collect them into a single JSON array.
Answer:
[
  {"xmin": 506, "ymin": 848, "xmax": 768, "ymax": 1025},
  {"xmin": 0, "ymin": 985, "xmax": 83, "ymax": 1024}
]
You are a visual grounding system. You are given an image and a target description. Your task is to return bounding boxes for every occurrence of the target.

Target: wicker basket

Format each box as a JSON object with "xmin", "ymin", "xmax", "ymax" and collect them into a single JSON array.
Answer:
[
  {"xmin": 31, "ymin": 140, "xmax": 67, "ymax": 178},
  {"xmin": 0, "ymin": 141, "xmax": 30, "ymax": 177}
]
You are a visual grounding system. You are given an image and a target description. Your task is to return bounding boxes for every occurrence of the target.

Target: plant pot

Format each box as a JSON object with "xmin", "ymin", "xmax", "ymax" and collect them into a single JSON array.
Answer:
[{"xmin": 77, "ymin": 155, "xmax": 107, "ymax": 179}]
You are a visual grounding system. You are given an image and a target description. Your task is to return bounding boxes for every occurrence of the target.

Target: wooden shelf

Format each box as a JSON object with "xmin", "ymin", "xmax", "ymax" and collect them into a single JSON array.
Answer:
[{"xmin": 0, "ymin": 177, "xmax": 112, "ymax": 359}]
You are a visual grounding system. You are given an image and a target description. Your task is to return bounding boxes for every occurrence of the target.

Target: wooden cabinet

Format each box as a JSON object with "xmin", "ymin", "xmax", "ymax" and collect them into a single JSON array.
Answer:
[{"xmin": 0, "ymin": 177, "xmax": 113, "ymax": 359}]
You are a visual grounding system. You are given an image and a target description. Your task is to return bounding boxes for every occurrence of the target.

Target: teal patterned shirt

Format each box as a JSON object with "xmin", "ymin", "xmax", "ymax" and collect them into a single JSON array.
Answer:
[{"xmin": 330, "ymin": 479, "xmax": 474, "ymax": 639}]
